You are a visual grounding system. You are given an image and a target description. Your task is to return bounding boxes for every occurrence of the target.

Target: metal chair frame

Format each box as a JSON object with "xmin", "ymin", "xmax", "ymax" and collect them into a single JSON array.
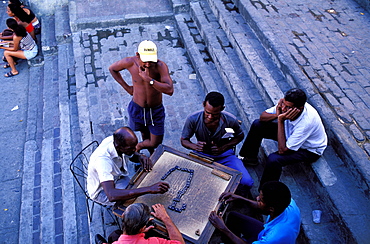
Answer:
[{"xmin": 69, "ymin": 140, "xmax": 120, "ymax": 226}]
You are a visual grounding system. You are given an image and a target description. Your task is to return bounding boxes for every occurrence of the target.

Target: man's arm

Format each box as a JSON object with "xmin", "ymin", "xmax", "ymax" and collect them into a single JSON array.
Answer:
[
  {"xmin": 181, "ymin": 137, "xmax": 207, "ymax": 152},
  {"xmin": 129, "ymin": 152, "xmax": 153, "ymax": 171},
  {"xmin": 277, "ymin": 107, "xmax": 301, "ymax": 154},
  {"xmin": 181, "ymin": 116, "xmax": 206, "ymax": 152},
  {"xmin": 109, "ymin": 58, "xmax": 134, "ymax": 95},
  {"xmin": 220, "ymin": 192, "xmax": 259, "ymax": 209},
  {"xmin": 101, "ymin": 181, "xmax": 169, "ymax": 202},
  {"xmin": 209, "ymin": 211, "xmax": 249, "ymax": 244},
  {"xmin": 151, "ymin": 204, "xmax": 185, "ymax": 244},
  {"xmin": 139, "ymin": 61, "xmax": 174, "ymax": 96},
  {"xmin": 211, "ymin": 132, "xmax": 244, "ymax": 155},
  {"xmin": 259, "ymin": 111, "xmax": 278, "ymax": 122},
  {"xmin": 259, "ymin": 99, "xmax": 284, "ymax": 122}
]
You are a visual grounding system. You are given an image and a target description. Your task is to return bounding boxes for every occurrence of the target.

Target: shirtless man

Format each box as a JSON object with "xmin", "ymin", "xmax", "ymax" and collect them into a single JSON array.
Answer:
[{"xmin": 109, "ymin": 40, "xmax": 174, "ymax": 154}]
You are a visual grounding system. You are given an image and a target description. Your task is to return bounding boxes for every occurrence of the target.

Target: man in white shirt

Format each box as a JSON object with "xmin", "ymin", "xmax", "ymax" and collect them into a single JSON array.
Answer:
[
  {"xmin": 87, "ymin": 127, "xmax": 169, "ymax": 205},
  {"xmin": 239, "ymin": 88, "xmax": 327, "ymax": 189}
]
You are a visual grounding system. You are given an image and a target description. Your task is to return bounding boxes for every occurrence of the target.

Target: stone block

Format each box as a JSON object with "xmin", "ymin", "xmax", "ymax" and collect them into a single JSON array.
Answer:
[
  {"xmin": 352, "ymin": 111, "xmax": 370, "ymax": 131},
  {"xmin": 349, "ymin": 124, "xmax": 365, "ymax": 142},
  {"xmin": 54, "ymin": 187, "xmax": 62, "ymax": 203},
  {"xmin": 333, "ymin": 106, "xmax": 352, "ymax": 123},
  {"xmin": 342, "ymin": 63, "xmax": 360, "ymax": 76},
  {"xmin": 324, "ymin": 92, "xmax": 340, "ymax": 106},
  {"xmin": 326, "ymin": 81, "xmax": 345, "ymax": 98},
  {"xmin": 54, "ymin": 202, "xmax": 63, "ymax": 219},
  {"xmin": 34, "ymin": 174, "xmax": 41, "ymax": 187},
  {"xmin": 322, "ymin": 63, "xmax": 338, "ymax": 78},
  {"xmin": 54, "ymin": 173, "xmax": 61, "ymax": 188},
  {"xmin": 364, "ymin": 143, "xmax": 370, "ymax": 156}
]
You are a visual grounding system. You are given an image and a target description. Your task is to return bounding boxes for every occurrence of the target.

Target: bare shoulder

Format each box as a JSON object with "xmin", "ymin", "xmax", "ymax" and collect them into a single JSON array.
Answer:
[
  {"xmin": 157, "ymin": 59, "xmax": 169, "ymax": 68},
  {"xmin": 22, "ymin": 8, "xmax": 31, "ymax": 14},
  {"xmin": 156, "ymin": 59, "xmax": 170, "ymax": 72},
  {"xmin": 110, "ymin": 56, "xmax": 136, "ymax": 70}
]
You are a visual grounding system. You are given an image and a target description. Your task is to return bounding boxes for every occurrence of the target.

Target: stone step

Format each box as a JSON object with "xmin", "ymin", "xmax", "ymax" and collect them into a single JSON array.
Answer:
[
  {"xmin": 176, "ymin": 7, "xmax": 338, "ymax": 242},
  {"xmin": 18, "ymin": 6, "xmax": 85, "ymax": 243},
  {"xmin": 231, "ymin": 0, "xmax": 370, "ymax": 201},
  {"xmin": 177, "ymin": 0, "xmax": 370, "ymax": 243},
  {"xmin": 214, "ymin": 0, "xmax": 370, "ymax": 242}
]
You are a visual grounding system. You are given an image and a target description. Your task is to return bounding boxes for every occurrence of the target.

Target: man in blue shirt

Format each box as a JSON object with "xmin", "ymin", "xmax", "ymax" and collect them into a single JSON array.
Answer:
[{"xmin": 209, "ymin": 181, "xmax": 301, "ymax": 244}]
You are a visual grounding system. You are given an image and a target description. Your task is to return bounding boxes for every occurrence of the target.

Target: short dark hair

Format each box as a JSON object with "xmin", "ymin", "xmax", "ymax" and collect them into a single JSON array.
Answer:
[
  {"xmin": 204, "ymin": 91, "xmax": 225, "ymax": 108},
  {"xmin": 8, "ymin": 3, "xmax": 29, "ymax": 23},
  {"xmin": 113, "ymin": 126, "xmax": 134, "ymax": 147},
  {"xmin": 284, "ymin": 88, "xmax": 307, "ymax": 108},
  {"xmin": 9, "ymin": 0, "xmax": 23, "ymax": 7},
  {"xmin": 123, "ymin": 203, "xmax": 151, "ymax": 235},
  {"xmin": 6, "ymin": 18, "xmax": 17, "ymax": 29},
  {"xmin": 6, "ymin": 18, "xmax": 26, "ymax": 37},
  {"xmin": 261, "ymin": 181, "xmax": 291, "ymax": 215}
]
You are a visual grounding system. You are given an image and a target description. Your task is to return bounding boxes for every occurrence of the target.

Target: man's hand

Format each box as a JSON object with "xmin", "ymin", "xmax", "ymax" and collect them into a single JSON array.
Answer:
[
  {"xmin": 219, "ymin": 192, "xmax": 239, "ymax": 203},
  {"xmin": 193, "ymin": 141, "xmax": 207, "ymax": 152},
  {"xmin": 276, "ymin": 98, "xmax": 284, "ymax": 116},
  {"xmin": 211, "ymin": 143, "xmax": 225, "ymax": 155},
  {"xmin": 278, "ymin": 107, "xmax": 301, "ymax": 122},
  {"xmin": 139, "ymin": 154, "xmax": 153, "ymax": 172},
  {"xmin": 151, "ymin": 203, "xmax": 171, "ymax": 222},
  {"xmin": 138, "ymin": 66, "xmax": 151, "ymax": 82},
  {"xmin": 209, "ymin": 211, "xmax": 228, "ymax": 232},
  {"xmin": 151, "ymin": 203, "xmax": 185, "ymax": 244},
  {"xmin": 142, "ymin": 217, "xmax": 155, "ymax": 233},
  {"xmin": 149, "ymin": 182, "xmax": 170, "ymax": 194}
]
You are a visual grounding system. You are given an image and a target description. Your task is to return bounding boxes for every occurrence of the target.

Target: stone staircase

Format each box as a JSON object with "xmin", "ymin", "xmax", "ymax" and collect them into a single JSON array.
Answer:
[
  {"xmin": 18, "ymin": 4, "xmax": 98, "ymax": 243},
  {"xmin": 17, "ymin": 0, "xmax": 370, "ymax": 243},
  {"xmin": 173, "ymin": 0, "xmax": 370, "ymax": 243}
]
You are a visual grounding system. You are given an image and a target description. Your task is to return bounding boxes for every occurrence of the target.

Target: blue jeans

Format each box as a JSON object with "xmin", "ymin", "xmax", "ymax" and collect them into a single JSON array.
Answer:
[
  {"xmin": 239, "ymin": 119, "xmax": 320, "ymax": 189},
  {"xmin": 197, "ymin": 149, "xmax": 254, "ymax": 187},
  {"xmin": 226, "ymin": 211, "xmax": 264, "ymax": 243}
]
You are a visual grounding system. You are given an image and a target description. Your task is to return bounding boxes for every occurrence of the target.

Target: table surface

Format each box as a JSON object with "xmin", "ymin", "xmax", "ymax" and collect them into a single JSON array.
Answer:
[{"xmin": 122, "ymin": 146, "xmax": 242, "ymax": 243}]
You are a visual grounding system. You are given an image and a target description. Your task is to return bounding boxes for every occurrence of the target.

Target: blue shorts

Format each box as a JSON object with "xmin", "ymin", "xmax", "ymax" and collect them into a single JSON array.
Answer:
[
  {"xmin": 23, "ymin": 45, "xmax": 38, "ymax": 60},
  {"xmin": 128, "ymin": 100, "xmax": 165, "ymax": 136}
]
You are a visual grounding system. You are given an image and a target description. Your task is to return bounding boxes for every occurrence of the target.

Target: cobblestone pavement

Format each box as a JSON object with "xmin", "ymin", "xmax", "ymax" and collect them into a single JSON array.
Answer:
[
  {"xmin": 73, "ymin": 22, "xmax": 209, "ymax": 149},
  {"xmin": 2, "ymin": 0, "xmax": 369, "ymax": 243},
  {"xmin": 232, "ymin": 0, "xmax": 370, "ymax": 159},
  {"xmin": 70, "ymin": 0, "xmax": 370, "ymax": 243}
]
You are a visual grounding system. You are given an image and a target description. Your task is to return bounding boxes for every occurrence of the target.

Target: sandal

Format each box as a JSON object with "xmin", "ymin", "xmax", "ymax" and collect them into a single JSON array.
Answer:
[
  {"xmin": 3, "ymin": 62, "xmax": 18, "ymax": 68},
  {"xmin": 4, "ymin": 71, "xmax": 18, "ymax": 77}
]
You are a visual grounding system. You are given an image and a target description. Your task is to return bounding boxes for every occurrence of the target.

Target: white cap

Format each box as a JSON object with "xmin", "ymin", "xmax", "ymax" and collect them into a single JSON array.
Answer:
[{"xmin": 138, "ymin": 40, "xmax": 157, "ymax": 62}]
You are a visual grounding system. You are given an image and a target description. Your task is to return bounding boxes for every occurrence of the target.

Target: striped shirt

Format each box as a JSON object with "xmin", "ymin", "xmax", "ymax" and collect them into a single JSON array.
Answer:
[{"xmin": 20, "ymin": 33, "xmax": 36, "ymax": 50}]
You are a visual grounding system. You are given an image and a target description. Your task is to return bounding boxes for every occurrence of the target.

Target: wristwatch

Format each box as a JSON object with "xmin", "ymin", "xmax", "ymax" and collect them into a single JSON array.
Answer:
[{"xmin": 149, "ymin": 79, "xmax": 155, "ymax": 86}]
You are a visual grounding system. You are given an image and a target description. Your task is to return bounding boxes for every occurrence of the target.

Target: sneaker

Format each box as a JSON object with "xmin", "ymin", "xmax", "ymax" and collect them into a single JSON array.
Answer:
[
  {"xmin": 95, "ymin": 234, "xmax": 107, "ymax": 244},
  {"xmin": 241, "ymin": 156, "xmax": 259, "ymax": 166}
]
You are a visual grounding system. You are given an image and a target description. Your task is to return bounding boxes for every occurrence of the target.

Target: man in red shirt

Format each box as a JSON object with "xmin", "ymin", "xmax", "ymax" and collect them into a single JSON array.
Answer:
[{"xmin": 95, "ymin": 203, "xmax": 185, "ymax": 244}]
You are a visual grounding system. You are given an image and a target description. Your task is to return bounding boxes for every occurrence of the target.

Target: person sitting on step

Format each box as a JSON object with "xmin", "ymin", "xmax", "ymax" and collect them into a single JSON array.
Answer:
[{"xmin": 0, "ymin": 18, "xmax": 37, "ymax": 77}]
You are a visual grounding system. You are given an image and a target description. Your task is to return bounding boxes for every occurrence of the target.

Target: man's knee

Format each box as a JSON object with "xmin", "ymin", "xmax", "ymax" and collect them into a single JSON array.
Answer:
[
  {"xmin": 150, "ymin": 134, "xmax": 163, "ymax": 146},
  {"xmin": 250, "ymin": 119, "xmax": 262, "ymax": 130},
  {"xmin": 266, "ymin": 153, "xmax": 284, "ymax": 169},
  {"xmin": 241, "ymin": 176, "xmax": 254, "ymax": 188}
]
